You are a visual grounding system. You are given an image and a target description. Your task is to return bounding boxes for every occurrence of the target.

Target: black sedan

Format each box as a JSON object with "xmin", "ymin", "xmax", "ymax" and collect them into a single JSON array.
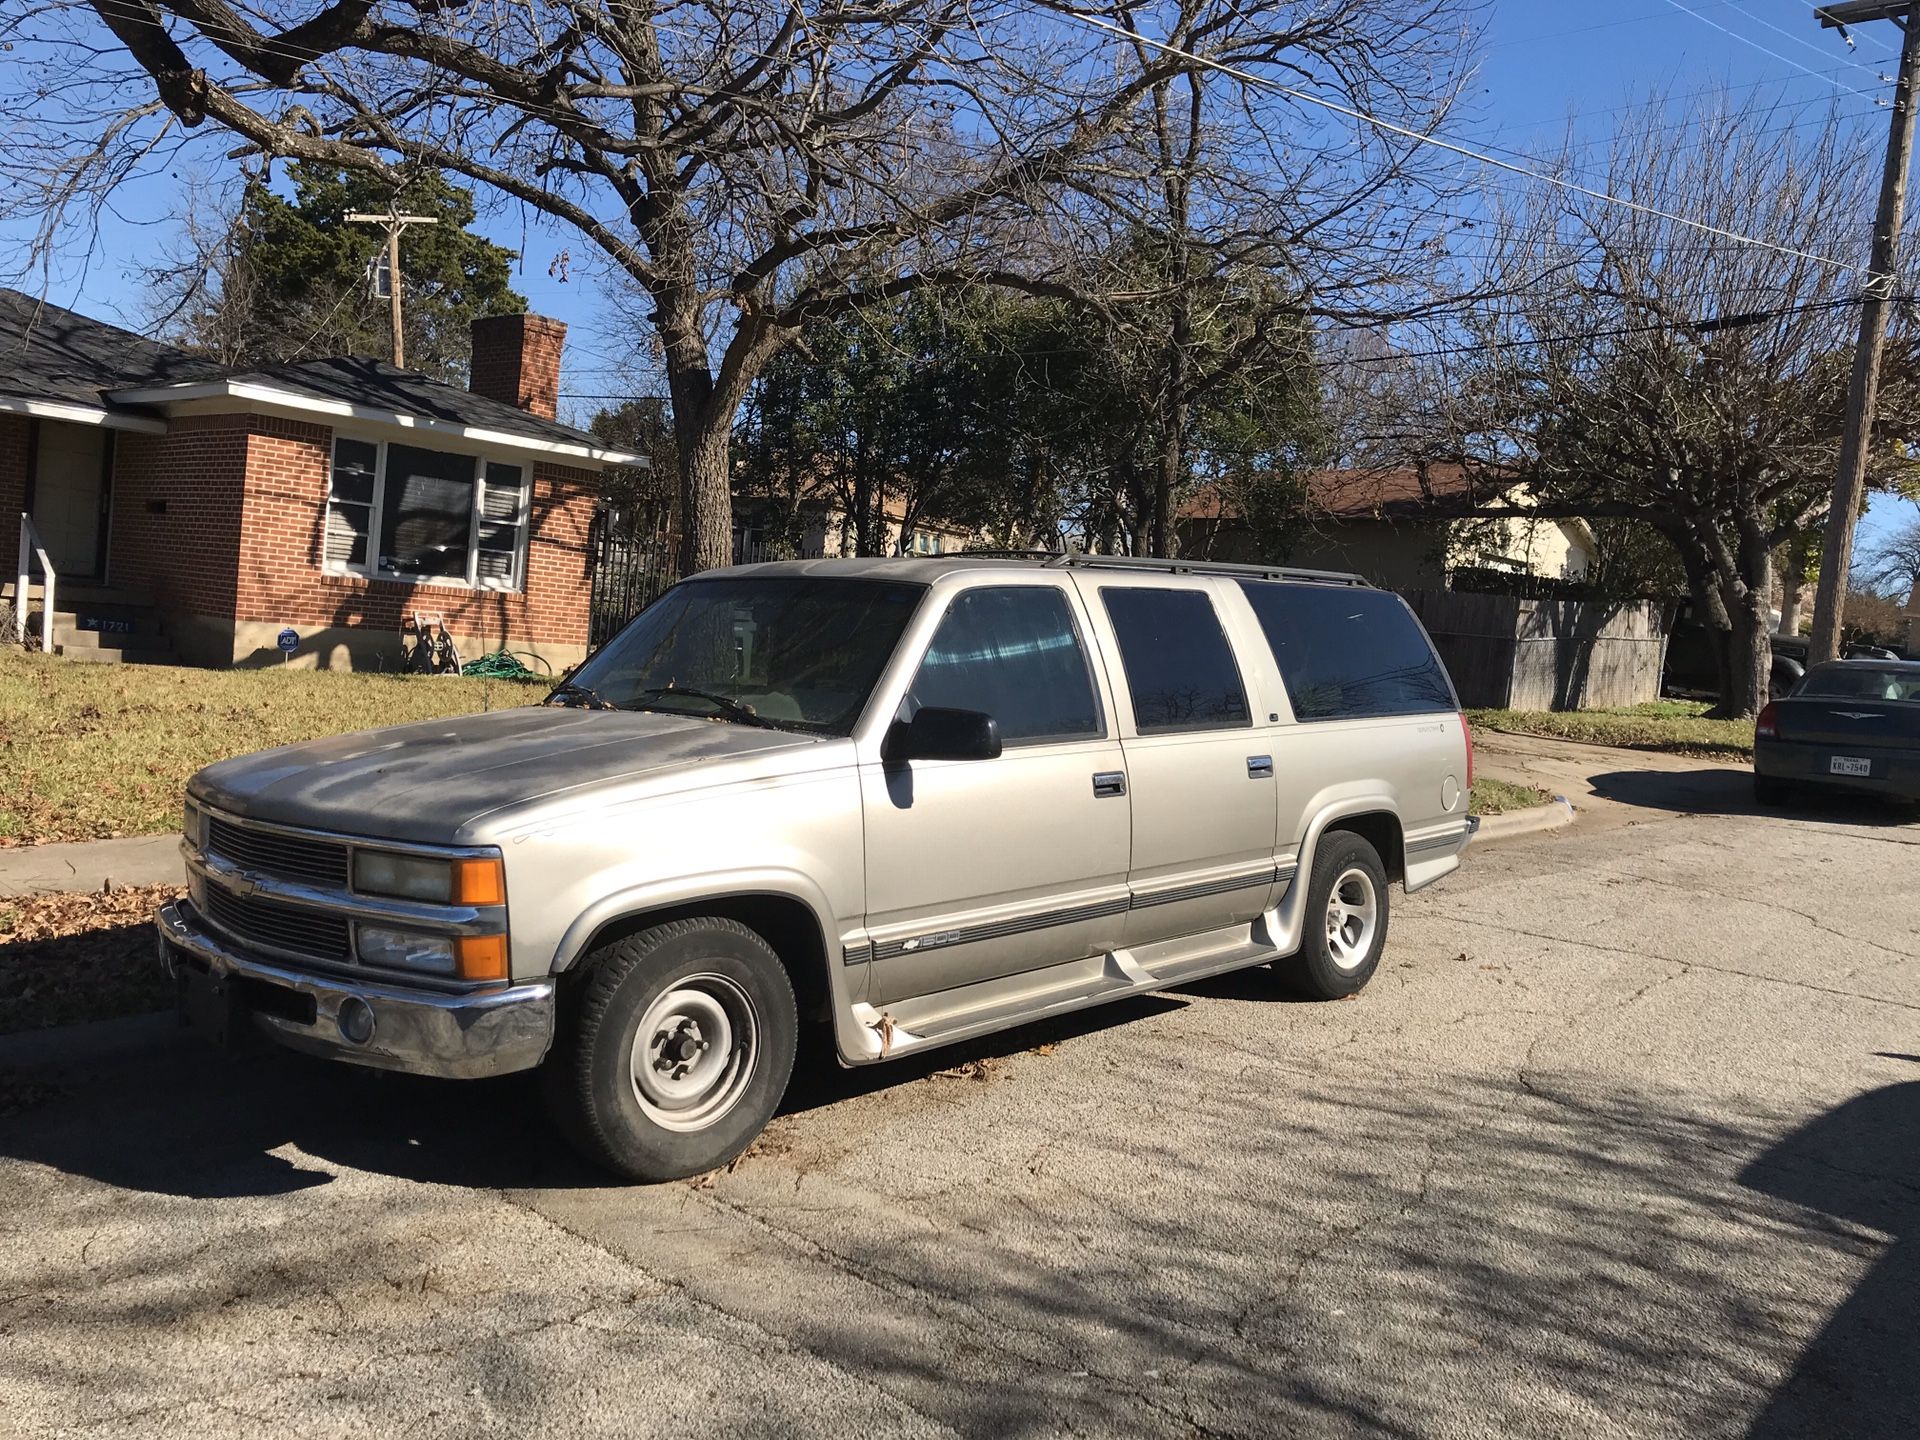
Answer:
[{"xmin": 1753, "ymin": 660, "xmax": 1920, "ymax": 806}]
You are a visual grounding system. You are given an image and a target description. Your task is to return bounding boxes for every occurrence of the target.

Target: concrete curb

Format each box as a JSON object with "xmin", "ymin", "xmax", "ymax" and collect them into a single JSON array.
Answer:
[
  {"xmin": 0, "ymin": 1010, "xmax": 181, "ymax": 1073},
  {"xmin": 1470, "ymin": 795, "xmax": 1578, "ymax": 844},
  {"xmin": 0, "ymin": 833, "xmax": 184, "ymax": 898}
]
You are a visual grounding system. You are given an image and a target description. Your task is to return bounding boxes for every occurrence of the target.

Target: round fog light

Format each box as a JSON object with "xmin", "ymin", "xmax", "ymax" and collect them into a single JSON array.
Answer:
[{"xmin": 338, "ymin": 996, "xmax": 376, "ymax": 1046}]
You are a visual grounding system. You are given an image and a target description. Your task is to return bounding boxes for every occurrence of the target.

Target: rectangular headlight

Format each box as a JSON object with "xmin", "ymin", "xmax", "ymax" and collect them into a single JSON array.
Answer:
[
  {"xmin": 353, "ymin": 850, "xmax": 453, "ymax": 903},
  {"xmin": 357, "ymin": 924, "xmax": 457, "ymax": 975},
  {"xmin": 182, "ymin": 799, "xmax": 207, "ymax": 850}
]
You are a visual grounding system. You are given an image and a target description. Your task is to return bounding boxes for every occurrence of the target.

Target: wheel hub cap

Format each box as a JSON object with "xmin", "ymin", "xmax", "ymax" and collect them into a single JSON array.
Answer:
[
  {"xmin": 1324, "ymin": 867, "xmax": 1379, "ymax": 972},
  {"xmin": 630, "ymin": 976, "xmax": 759, "ymax": 1132}
]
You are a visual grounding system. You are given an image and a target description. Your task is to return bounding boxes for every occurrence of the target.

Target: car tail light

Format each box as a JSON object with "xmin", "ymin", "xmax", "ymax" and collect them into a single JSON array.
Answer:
[
  {"xmin": 1460, "ymin": 711, "xmax": 1475, "ymax": 789},
  {"xmin": 1755, "ymin": 702, "xmax": 1778, "ymax": 741}
]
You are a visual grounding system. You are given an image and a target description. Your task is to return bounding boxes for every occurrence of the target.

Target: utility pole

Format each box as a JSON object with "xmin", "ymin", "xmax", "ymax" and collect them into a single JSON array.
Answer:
[
  {"xmin": 344, "ymin": 209, "xmax": 438, "ymax": 367},
  {"xmin": 1807, "ymin": 2, "xmax": 1920, "ymax": 663}
]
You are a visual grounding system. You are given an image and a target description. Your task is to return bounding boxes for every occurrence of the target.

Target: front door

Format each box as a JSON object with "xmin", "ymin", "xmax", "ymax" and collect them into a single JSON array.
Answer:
[
  {"xmin": 1076, "ymin": 577, "xmax": 1280, "ymax": 948},
  {"xmin": 862, "ymin": 582, "xmax": 1131, "ymax": 1003},
  {"xmin": 29, "ymin": 421, "xmax": 112, "ymax": 580}
]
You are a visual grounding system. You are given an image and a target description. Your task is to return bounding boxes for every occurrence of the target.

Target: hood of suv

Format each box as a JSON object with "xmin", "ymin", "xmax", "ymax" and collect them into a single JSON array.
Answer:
[{"xmin": 189, "ymin": 706, "xmax": 824, "ymax": 843}]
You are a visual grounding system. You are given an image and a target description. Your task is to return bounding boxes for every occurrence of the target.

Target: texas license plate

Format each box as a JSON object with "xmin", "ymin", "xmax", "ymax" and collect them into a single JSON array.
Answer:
[{"xmin": 1829, "ymin": 755, "xmax": 1872, "ymax": 777}]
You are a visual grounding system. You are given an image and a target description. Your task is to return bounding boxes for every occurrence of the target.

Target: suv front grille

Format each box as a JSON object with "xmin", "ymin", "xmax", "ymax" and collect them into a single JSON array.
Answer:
[
  {"xmin": 201, "ymin": 885, "xmax": 352, "ymax": 961},
  {"xmin": 207, "ymin": 817, "xmax": 350, "ymax": 888}
]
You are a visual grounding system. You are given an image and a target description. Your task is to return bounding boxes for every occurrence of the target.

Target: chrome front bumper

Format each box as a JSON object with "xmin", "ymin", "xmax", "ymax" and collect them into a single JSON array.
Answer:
[{"xmin": 156, "ymin": 901, "xmax": 555, "ymax": 1080}]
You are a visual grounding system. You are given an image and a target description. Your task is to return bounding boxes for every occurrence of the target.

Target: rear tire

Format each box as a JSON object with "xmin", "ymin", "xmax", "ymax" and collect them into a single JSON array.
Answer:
[
  {"xmin": 1279, "ymin": 831, "xmax": 1389, "ymax": 1000},
  {"xmin": 1753, "ymin": 774, "xmax": 1792, "ymax": 807},
  {"xmin": 544, "ymin": 917, "xmax": 797, "ymax": 1182}
]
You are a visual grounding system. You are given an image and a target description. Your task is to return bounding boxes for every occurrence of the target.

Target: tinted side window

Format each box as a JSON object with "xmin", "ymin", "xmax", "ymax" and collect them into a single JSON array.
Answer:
[
  {"xmin": 907, "ymin": 587, "xmax": 1102, "ymax": 743},
  {"xmin": 1100, "ymin": 587, "xmax": 1250, "ymax": 732},
  {"xmin": 1238, "ymin": 582, "xmax": 1456, "ymax": 721}
]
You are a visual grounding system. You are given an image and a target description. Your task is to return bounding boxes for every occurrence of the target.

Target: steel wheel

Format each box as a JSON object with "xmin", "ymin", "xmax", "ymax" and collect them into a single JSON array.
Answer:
[
  {"xmin": 629, "ymin": 973, "xmax": 759, "ymax": 1133},
  {"xmin": 1323, "ymin": 866, "xmax": 1379, "ymax": 972}
]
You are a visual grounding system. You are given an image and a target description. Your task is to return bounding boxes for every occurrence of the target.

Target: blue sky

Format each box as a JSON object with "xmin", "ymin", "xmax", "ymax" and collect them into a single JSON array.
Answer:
[{"xmin": 11, "ymin": 0, "xmax": 1916, "ymax": 542}]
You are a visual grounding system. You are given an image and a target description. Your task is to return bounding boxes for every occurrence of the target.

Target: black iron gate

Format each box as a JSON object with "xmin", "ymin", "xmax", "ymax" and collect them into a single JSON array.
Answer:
[{"xmin": 588, "ymin": 503, "xmax": 678, "ymax": 647}]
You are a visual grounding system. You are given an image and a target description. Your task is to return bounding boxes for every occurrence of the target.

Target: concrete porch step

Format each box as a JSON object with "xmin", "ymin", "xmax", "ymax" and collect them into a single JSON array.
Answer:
[{"xmin": 53, "ymin": 638, "xmax": 179, "ymax": 665}]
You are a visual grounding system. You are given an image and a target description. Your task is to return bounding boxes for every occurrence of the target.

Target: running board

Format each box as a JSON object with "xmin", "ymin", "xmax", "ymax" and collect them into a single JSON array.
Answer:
[{"xmin": 844, "ymin": 909, "xmax": 1295, "ymax": 1063}]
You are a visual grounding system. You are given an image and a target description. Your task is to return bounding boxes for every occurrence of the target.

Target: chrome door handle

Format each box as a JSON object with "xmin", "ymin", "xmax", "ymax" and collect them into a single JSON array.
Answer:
[
  {"xmin": 1247, "ymin": 755, "xmax": 1274, "ymax": 779},
  {"xmin": 1092, "ymin": 771, "xmax": 1127, "ymax": 798}
]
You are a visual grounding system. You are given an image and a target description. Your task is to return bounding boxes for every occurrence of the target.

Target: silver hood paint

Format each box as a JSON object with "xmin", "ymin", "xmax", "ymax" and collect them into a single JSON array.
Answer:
[{"xmin": 188, "ymin": 706, "xmax": 823, "ymax": 844}]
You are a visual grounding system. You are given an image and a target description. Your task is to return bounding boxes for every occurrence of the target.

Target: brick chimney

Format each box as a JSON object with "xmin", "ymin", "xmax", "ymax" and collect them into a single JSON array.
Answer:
[{"xmin": 470, "ymin": 312, "xmax": 567, "ymax": 421}]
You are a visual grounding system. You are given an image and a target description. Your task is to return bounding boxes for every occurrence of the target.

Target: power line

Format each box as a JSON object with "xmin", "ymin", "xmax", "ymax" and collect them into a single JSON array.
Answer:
[
  {"xmin": 1656, "ymin": 0, "xmax": 1884, "ymax": 98},
  {"xmin": 1057, "ymin": 9, "xmax": 1865, "ymax": 276}
]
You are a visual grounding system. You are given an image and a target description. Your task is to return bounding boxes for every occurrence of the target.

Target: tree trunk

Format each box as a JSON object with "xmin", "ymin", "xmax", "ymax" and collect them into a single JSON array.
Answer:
[
  {"xmin": 675, "ymin": 417, "xmax": 733, "ymax": 573},
  {"xmin": 1710, "ymin": 521, "xmax": 1775, "ymax": 720},
  {"xmin": 1777, "ymin": 530, "xmax": 1815, "ymax": 636}
]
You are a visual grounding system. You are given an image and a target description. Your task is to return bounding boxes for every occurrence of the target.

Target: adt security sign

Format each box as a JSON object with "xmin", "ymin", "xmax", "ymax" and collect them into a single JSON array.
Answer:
[{"xmin": 277, "ymin": 627, "xmax": 299, "ymax": 664}]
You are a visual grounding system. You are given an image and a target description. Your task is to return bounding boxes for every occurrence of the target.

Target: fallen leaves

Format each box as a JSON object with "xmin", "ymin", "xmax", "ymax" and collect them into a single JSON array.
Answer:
[{"xmin": 0, "ymin": 883, "xmax": 182, "ymax": 1034}]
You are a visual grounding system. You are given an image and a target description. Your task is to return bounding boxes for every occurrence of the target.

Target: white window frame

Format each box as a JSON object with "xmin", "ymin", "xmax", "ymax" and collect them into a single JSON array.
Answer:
[{"xmin": 325, "ymin": 433, "xmax": 532, "ymax": 592}]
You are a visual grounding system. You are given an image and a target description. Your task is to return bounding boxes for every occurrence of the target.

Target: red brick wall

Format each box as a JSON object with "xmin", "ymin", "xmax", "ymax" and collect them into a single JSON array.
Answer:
[
  {"xmin": 228, "ymin": 417, "xmax": 596, "ymax": 651},
  {"xmin": 469, "ymin": 314, "xmax": 567, "ymax": 421},
  {"xmin": 109, "ymin": 414, "xmax": 249, "ymax": 615},
  {"xmin": 0, "ymin": 416, "xmax": 28, "ymax": 578}
]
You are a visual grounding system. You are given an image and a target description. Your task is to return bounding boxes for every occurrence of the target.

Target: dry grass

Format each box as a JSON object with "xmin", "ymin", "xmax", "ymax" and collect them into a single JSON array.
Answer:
[
  {"xmin": 1468, "ymin": 777, "xmax": 1553, "ymax": 816},
  {"xmin": 0, "ymin": 651, "xmax": 544, "ymax": 845},
  {"xmin": 1468, "ymin": 700, "xmax": 1753, "ymax": 760}
]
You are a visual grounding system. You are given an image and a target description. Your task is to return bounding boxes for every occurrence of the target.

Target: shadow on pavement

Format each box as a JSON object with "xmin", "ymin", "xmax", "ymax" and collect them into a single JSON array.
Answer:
[
  {"xmin": 0, "ymin": 989, "xmax": 1193, "ymax": 1198},
  {"xmin": 1739, "ymin": 1069, "xmax": 1920, "ymax": 1439},
  {"xmin": 1589, "ymin": 767, "xmax": 1919, "ymax": 826}
]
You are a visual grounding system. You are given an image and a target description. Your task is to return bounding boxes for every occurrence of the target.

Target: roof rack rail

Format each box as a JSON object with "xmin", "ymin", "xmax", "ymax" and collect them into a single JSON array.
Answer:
[{"xmin": 1044, "ymin": 553, "xmax": 1366, "ymax": 586}]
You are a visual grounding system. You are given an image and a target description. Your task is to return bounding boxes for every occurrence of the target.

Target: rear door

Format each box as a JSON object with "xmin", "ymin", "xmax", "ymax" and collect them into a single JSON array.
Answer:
[
  {"xmin": 1234, "ymin": 581, "xmax": 1469, "ymax": 887},
  {"xmin": 860, "ymin": 581, "xmax": 1131, "ymax": 1003},
  {"xmin": 1076, "ymin": 576, "xmax": 1280, "ymax": 948}
]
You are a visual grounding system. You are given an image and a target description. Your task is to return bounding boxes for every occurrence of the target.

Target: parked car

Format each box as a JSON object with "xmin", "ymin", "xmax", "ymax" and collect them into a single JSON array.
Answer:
[
  {"xmin": 1753, "ymin": 659, "xmax": 1920, "ymax": 806},
  {"xmin": 157, "ymin": 556, "xmax": 1475, "ymax": 1181}
]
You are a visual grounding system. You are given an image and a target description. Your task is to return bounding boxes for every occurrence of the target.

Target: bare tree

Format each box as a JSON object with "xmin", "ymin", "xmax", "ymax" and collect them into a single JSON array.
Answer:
[
  {"xmin": 2, "ymin": 0, "xmax": 1478, "ymax": 571},
  {"xmin": 1856, "ymin": 507, "xmax": 1920, "ymax": 598},
  {"xmin": 1402, "ymin": 93, "xmax": 1920, "ymax": 716}
]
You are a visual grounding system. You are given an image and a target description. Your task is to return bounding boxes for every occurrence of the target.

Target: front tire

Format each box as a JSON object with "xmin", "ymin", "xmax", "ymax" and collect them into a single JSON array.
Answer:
[
  {"xmin": 545, "ymin": 917, "xmax": 797, "ymax": 1182},
  {"xmin": 1281, "ymin": 831, "xmax": 1389, "ymax": 999}
]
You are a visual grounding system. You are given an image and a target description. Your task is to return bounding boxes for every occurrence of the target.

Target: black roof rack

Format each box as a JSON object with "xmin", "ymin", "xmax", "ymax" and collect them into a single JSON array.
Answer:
[{"xmin": 957, "ymin": 550, "xmax": 1366, "ymax": 587}]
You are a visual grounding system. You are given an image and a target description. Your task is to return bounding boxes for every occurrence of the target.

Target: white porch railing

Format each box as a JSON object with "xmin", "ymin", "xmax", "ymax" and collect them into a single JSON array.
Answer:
[{"xmin": 15, "ymin": 512, "xmax": 54, "ymax": 653}]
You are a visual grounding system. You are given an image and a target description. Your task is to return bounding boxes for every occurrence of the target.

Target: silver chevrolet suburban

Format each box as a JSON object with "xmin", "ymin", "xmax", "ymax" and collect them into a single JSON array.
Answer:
[{"xmin": 158, "ymin": 555, "xmax": 1475, "ymax": 1180}]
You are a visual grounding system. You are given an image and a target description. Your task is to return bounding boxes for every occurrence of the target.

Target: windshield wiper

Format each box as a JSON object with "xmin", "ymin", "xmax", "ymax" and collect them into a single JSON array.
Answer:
[
  {"xmin": 545, "ymin": 679, "xmax": 616, "ymax": 710},
  {"xmin": 628, "ymin": 685, "xmax": 781, "ymax": 728}
]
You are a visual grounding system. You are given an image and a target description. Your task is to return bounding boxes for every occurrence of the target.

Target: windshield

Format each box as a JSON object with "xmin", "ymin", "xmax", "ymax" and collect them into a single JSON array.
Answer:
[
  {"xmin": 1798, "ymin": 666, "xmax": 1920, "ymax": 702},
  {"xmin": 561, "ymin": 577, "xmax": 927, "ymax": 733}
]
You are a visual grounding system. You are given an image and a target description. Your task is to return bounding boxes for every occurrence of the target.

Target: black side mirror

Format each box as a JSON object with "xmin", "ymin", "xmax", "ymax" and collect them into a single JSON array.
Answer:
[{"xmin": 883, "ymin": 707, "xmax": 1002, "ymax": 763}]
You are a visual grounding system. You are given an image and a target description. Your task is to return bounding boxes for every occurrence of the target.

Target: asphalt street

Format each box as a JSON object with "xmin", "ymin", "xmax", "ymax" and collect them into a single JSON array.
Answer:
[{"xmin": 3, "ymin": 759, "xmax": 1916, "ymax": 1438}]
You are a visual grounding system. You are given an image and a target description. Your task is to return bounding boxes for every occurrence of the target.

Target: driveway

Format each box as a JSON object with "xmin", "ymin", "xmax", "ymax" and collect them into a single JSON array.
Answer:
[{"xmin": 3, "ymin": 761, "xmax": 1916, "ymax": 1438}]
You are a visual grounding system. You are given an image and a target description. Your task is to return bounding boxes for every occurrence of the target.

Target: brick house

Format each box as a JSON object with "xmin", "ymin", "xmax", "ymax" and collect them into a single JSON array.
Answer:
[{"xmin": 1, "ymin": 288, "xmax": 641, "ymax": 669}]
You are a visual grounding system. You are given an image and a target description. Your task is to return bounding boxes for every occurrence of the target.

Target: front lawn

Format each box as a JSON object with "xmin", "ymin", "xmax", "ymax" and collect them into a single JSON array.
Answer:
[
  {"xmin": 1468, "ymin": 700, "xmax": 1753, "ymax": 760},
  {"xmin": 0, "ymin": 651, "xmax": 544, "ymax": 845}
]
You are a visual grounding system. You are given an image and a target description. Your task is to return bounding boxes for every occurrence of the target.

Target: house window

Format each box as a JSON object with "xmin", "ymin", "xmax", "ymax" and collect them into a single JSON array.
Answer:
[{"xmin": 325, "ymin": 437, "xmax": 530, "ymax": 589}]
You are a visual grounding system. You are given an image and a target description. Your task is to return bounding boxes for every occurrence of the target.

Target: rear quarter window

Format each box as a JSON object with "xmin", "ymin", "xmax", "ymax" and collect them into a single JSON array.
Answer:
[{"xmin": 1238, "ymin": 582, "xmax": 1457, "ymax": 722}]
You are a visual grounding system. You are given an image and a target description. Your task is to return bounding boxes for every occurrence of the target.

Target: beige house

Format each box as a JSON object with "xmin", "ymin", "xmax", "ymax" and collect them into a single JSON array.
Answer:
[
  {"xmin": 1907, "ymin": 581, "xmax": 1920, "ymax": 657},
  {"xmin": 1175, "ymin": 466, "xmax": 1594, "ymax": 590},
  {"xmin": 733, "ymin": 494, "xmax": 972, "ymax": 561}
]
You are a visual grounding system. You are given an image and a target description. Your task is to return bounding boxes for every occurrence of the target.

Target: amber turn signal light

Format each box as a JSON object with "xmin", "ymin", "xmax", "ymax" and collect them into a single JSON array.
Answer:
[
  {"xmin": 454, "ymin": 933, "xmax": 509, "ymax": 982},
  {"xmin": 452, "ymin": 857, "xmax": 507, "ymax": 906}
]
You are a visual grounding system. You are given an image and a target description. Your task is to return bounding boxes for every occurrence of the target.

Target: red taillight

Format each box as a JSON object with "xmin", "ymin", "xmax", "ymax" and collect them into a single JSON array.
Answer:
[
  {"xmin": 1460, "ymin": 711, "xmax": 1475, "ymax": 789},
  {"xmin": 1755, "ymin": 702, "xmax": 1778, "ymax": 741}
]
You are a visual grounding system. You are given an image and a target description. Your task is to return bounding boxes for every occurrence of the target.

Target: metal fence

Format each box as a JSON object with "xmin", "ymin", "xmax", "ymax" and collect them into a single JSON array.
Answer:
[{"xmin": 588, "ymin": 511, "xmax": 678, "ymax": 648}]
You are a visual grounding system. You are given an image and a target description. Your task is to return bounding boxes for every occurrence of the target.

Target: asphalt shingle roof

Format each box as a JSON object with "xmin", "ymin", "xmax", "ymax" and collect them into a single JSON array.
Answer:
[
  {"xmin": 0, "ymin": 288, "xmax": 225, "ymax": 410},
  {"xmin": 0, "ymin": 286, "xmax": 619, "ymax": 456}
]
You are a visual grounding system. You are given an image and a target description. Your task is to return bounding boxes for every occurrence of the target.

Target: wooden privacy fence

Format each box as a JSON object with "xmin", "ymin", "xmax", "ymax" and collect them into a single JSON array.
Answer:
[{"xmin": 1403, "ymin": 590, "xmax": 1667, "ymax": 711}]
